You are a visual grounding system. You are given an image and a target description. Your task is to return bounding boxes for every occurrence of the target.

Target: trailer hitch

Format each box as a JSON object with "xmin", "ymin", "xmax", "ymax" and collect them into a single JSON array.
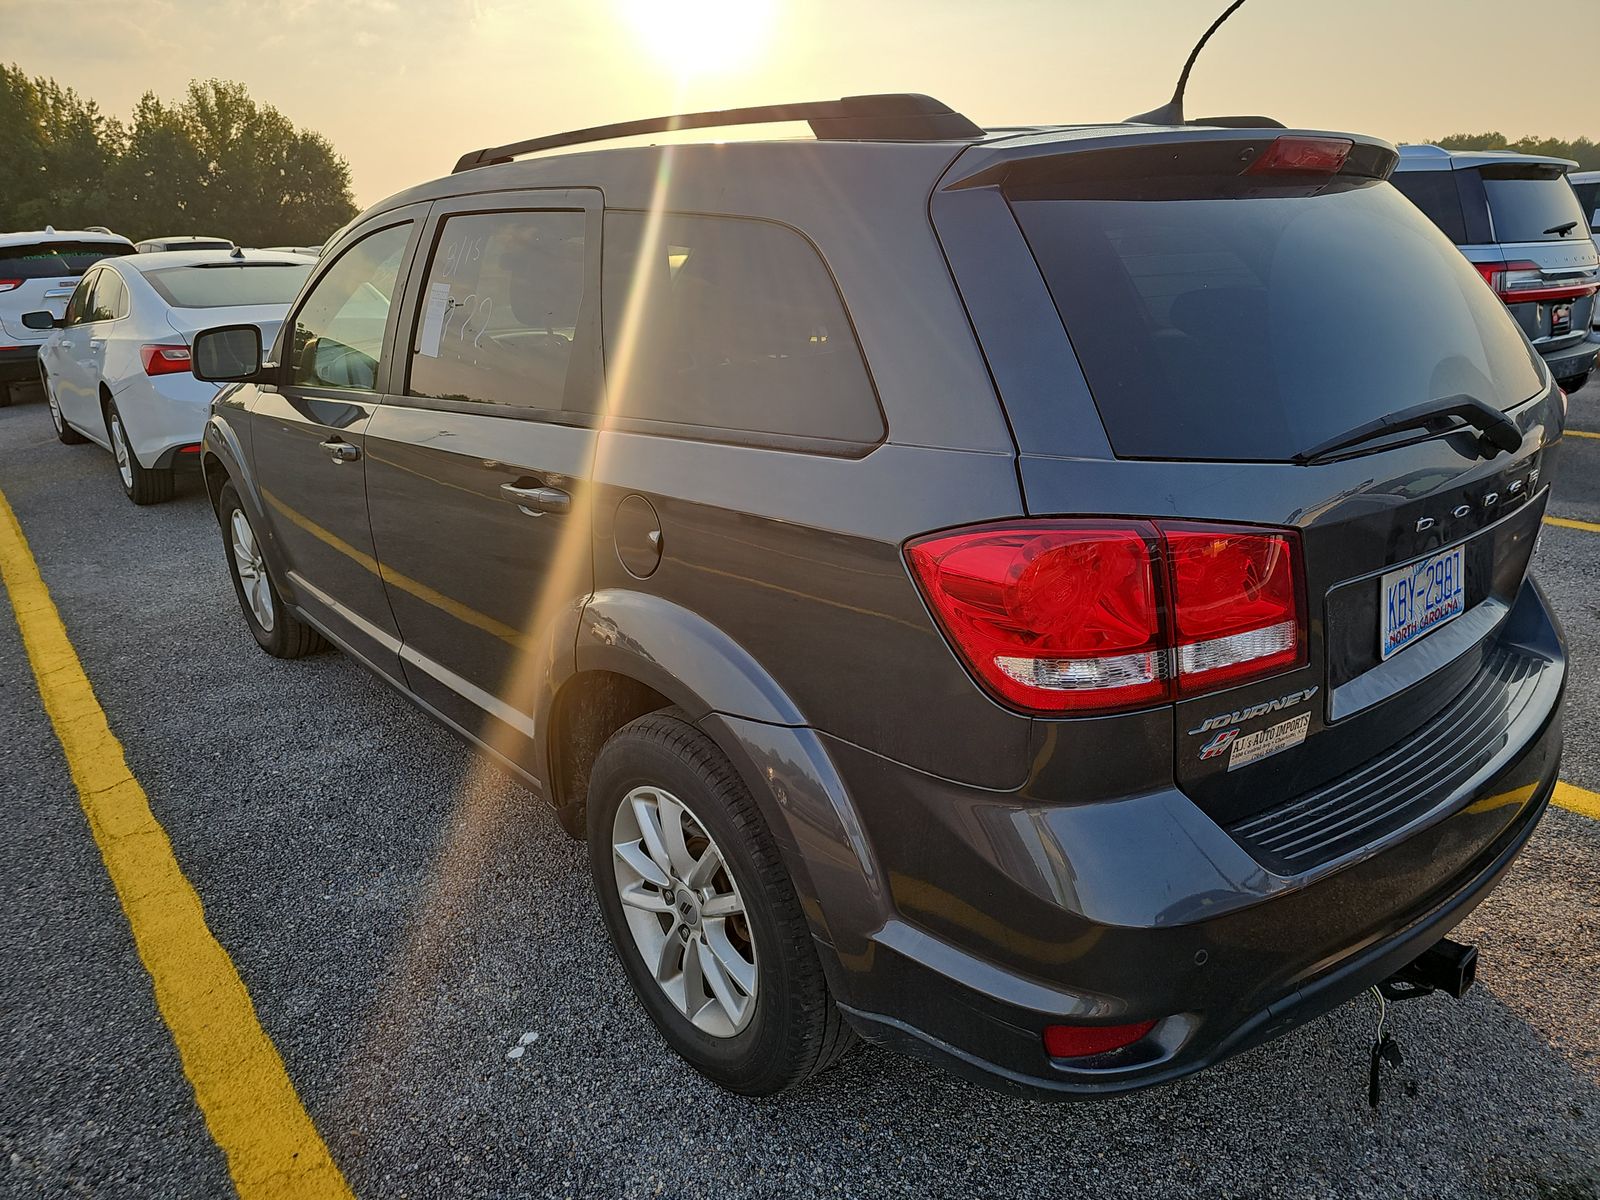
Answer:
[{"xmin": 1366, "ymin": 938, "xmax": 1477, "ymax": 1108}]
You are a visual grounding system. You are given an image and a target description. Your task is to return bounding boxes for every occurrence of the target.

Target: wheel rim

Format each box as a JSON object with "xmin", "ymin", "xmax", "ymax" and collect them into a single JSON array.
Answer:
[
  {"xmin": 111, "ymin": 413, "xmax": 133, "ymax": 489},
  {"xmin": 47, "ymin": 389, "xmax": 64, "ymax": 434},
  {"xmin": 611, "ymin": 785, "xmax": 758, "ymax": 1038},
  {"xmin": 229, "ymin": 508, "xmax": 275, "ymax": 632}
]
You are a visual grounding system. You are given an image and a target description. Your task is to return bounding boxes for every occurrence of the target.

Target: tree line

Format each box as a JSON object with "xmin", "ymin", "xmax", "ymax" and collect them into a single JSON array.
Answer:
[
  {"xmin": 1429, "ymin": 131, "xmax": 1600, "ymax": 171},
  {"xmin": 0, "ymin": 66, "xmax": 359, "ymax": 246}
]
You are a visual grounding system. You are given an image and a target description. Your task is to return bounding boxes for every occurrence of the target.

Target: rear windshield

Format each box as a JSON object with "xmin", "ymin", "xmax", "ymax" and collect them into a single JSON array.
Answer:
[
  {"xmin": 143, "ymin": 263, "xmax": 312, "ymax": 308},
  {"xmin": 1571, "ymin": 181, "xmax": 1600, "ymax": 233},
  {"xmin": 0, "ymin": 241, "xmax": 135, "ymax": 279},
  {"xmin": 1012, "ymin": 182, "xmax": 1545, "ymax": 462},
  {"xmin": 1480, "ymin": 168, "xmax": 1590, "ymax": 242}
]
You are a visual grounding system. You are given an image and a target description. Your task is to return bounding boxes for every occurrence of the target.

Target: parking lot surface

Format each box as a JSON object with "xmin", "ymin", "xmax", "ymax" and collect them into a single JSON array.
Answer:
[{"xmin": 2, "ymin": 378, "xmax": 1599, "ymax": 1200}]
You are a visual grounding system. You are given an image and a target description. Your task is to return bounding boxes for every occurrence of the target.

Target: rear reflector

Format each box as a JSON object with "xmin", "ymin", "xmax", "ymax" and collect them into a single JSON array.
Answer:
[
  {"xmin": 1475, "ymin": 260, "xmax": 1600, "ymax": 305},
  {"xmin": 1243, "ymin": 136, "xmax": 1353, "ymax": 176},
  {"xmin": 1043, "ymin": 1021, "xmax": 1157, "ymax": 1059},
  {"xmin": 140, "ymin": 344, "xmax": 192, "ymax": 376},
  {"xmin": 178, "ymin": 443, "xmax": 202, "ymax": 454},
  {"xmin": 906, "ymin": 520, "xmax": 1306, "ymax": 715}
]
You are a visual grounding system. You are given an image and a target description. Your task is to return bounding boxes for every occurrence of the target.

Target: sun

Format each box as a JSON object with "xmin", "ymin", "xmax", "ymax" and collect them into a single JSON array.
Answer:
[{"xmin": 617, "ymin": 0, "xmax": 778, "ymax": 79}]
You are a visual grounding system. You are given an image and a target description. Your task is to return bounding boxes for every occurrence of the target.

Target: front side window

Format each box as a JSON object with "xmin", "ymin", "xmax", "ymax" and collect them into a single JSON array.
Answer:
[
  {"xmin": 289, "ymin": 223, "xmax": 411, "ymax": 392},
  {"xmin": 600, "ymin": 212, "xmax": 882, "ymax": 445},
  {"xmin": 408, "ymin": 209, "xmax": 587, "ymax": 410},
  {"xmin": 87, "ymin": 269, "xmax": 126, "ymax": 322},
  {"xmin": 65, "ymin": 270, "xmax": 99, "ymax": 326}
]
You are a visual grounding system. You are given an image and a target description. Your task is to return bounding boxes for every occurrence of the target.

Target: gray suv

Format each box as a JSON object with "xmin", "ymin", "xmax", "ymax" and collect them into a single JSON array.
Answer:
[
  {"xmin": 191, "ymin": 95, "xmax": 1568, "ymax": 1098},
  {"xmin": 1392, "ymin": 145, "xmax": 1599, "ymax": 390}
]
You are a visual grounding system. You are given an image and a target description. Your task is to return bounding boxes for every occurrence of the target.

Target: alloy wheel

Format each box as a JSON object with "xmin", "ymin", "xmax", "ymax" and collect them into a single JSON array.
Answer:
[
  {"xmin": 110, "ymin": 413, "xmax": 133, "ymax": 489},
  {"xmin": 229, "ymin": 508, "xmax": 275, "ymax": 632},
  {"xmin": 611, "ymin": 785, "xmax": 758, "ymax": 1037}
]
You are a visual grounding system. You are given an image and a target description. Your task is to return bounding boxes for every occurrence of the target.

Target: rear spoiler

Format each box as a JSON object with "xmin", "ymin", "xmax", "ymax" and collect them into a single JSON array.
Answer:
[{"xmin": 940, "ymin": 127, "xmax": 1400, "ymax": 193}]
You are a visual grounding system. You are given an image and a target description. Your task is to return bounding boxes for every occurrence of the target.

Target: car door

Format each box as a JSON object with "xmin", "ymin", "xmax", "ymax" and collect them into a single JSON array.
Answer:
[
  {"xmin": 247, "ymin": 211, "xmax": 425, "ymax": 681},
  {"xmin": 363, "ymin": 191, "xmax": 601, "ymax": 767},
  {"xmin": 77, "ymin": 266, "xmax": 126, "ymax": 404},
  {"xmin": 50, "ymin": 268, "xmax": 101, "ymax": 430}
]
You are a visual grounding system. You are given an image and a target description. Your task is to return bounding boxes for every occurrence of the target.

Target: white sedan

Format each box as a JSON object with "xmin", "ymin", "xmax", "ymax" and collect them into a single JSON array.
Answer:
[{"xmin": 29, "ymin": 248, "xmax": 314, "ymax": 504}]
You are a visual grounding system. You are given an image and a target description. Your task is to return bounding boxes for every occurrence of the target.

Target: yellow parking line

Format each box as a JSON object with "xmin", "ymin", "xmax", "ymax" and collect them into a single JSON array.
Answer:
[
  {"xmin": 1554, "ymin": 782, "xmax": 1600, "ymax": 822},
  {"xmin": 1566, "ymin": 429, "xmax": 1600, "ymax": 440},
  {"xmin": 1544, "ymin": 515, "xmax": 1600, "ymax": 534},
  {"xmin": 0, "ymin": 486, "xmax": 354, "ymax": 1200}
]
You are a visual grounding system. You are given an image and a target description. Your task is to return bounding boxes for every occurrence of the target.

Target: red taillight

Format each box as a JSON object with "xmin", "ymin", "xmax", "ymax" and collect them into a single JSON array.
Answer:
[
  {"xmin": 1163, "ymin": 525, "xmax": 1302, "ymax": 694},
  {"xmin": 0, "ymin": 279, "xmax": 21, "ymax": 293},
  {"xmin": 140, "ymin": 344, "xmax": 192, "ymax": 376},
  {"xmin": 1474, "ymin": 259, "xmax": 1599, "ymax": 305},
  {"xmin": 1043, "ymin": 1021, "xmax": 1157, "ymax": 1059},
  {"xmin": 1243, "ymin": 136, "xmax": 1353, "ymax": 176},
  {"xmin": 906, "ymin": 520, "xmax": 1306, "ymax": 716}
]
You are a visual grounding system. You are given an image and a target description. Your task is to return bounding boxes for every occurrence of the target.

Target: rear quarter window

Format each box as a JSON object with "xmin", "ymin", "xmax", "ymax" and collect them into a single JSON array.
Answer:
[
  {"xmin": 600, "ymin": 212, "xmax": 883, "ymax": 448},
  {"xmin": 1571, "ymin": 181, "xmax": 1600, "ymax": 233},
  {"xmin": 1389, "ymin": 170, "xmax": 1468, "ymax": 244}
]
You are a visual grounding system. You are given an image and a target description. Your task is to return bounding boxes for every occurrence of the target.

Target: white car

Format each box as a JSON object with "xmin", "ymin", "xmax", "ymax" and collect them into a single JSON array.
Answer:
[
  {"xmin": 134, "ymin": 235, "xmax": 234, "ymax": 254},
  {"xmin": 30, "ymin": 248, "xmax": 314, "ymax": 504},
  {"xmin": 0, "ymin": 227, "xmax": 136, "ymax": 405}
]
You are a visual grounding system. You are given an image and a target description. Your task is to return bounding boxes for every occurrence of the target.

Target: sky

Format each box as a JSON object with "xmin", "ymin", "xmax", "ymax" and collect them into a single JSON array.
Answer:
[{"xmin": 6, "ymin": 0, "xmax": 1593, "ymax": 208}]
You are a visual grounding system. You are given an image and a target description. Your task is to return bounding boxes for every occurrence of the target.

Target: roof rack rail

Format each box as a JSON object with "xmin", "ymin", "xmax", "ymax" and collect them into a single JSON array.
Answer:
[{"xmin": 451, "ymin": 93, "xmax": 983, "ymax": 173}]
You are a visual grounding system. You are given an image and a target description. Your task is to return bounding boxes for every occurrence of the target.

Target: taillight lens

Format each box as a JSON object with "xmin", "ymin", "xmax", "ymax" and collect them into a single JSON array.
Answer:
[
  {"xmin": 1163, "ymin": 525, "xmax": 1302, "ymax": 694},
  {"xmin": 0, "ymin": 279, "xmax": 21, "ymax": 293},
  {"xmin": 1242, "ymin": 136, "xmax": 1353, "ymax": 176},
  {"xmin": 141, "ymin": 344, "xmax": 192, "ymax": 376},
  {"xmin": 1475, "ymin": 259, "xmax": 1599, "ymax": 305},
  {"xmin": 1043, "ymin": 1020, "xmax": 1157, "ymax": 1059},
  {"xmin": 906, "ymin": 520, "xmax": 1306, "ymax": 716}
]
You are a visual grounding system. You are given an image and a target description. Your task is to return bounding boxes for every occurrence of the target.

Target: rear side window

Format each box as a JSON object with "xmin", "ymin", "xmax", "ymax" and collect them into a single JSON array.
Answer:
[
  {"xmin": 1479, "ymin": 167, "xmax": 1590, "ymax": 242},
  {"xmin": 0, "ymin": 240, "xmax": 134, "ymax": 278},
  {"xmin": 408, "ymin": 209, "xmax": 588, "ymax": 411},
  {"xmin": 143, "ymin": 263, "xmax": 312, "ymax": 309},
  {"xmin": 1389, "ymin": 170, "xmax": 1468, "ymax": 244},
  {"xmin": 1012, "ymin": 182, "xmax": 1544, "ymax": 462},
  {"xmin": 600, "ymin": 212, "xmax": 882, "ymax": 446}
]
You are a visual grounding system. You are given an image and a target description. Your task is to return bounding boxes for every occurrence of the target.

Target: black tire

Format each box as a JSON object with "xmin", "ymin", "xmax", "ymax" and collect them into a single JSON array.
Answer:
[
  {"xmin": 216, "ymin": 481, "xmax": 328, "ymax": 659},
  {"xmin": 44, "ymin": 374, "xmax": 87, "ymax": 444},
  {"xmin": 106, "ymin": 400, "xmax": 174, "ymax": 504},
  {"xmin": 587, "ymin": 710, "xmax": 855, "ymax": 1095},
  {"xmin": 1557, "ymin": 372, "xmax": 1589, "ymax": 394}
]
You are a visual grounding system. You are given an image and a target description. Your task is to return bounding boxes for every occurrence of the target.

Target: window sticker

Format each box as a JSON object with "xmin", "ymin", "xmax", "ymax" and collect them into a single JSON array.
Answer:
[{"xmin": 419, "ymin": 280, "xmax": 451, "ymax": 358}]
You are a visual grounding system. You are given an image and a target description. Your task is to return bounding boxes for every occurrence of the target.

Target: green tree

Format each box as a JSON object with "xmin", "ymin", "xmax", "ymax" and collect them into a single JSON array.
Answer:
[
  {"xmin": 1431, "ymin": 131, "xmax": 1600, "ymax": 171},
  {"xmin": 0, "ymin": 66, "xmax": 358, "ymax": 245}
]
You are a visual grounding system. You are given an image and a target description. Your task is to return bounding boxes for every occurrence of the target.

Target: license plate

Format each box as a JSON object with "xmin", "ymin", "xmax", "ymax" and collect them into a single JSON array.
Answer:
[
  {"xmin": 1380, "ymin": 545, "xmax": 1464, "ymax": 660},
  {"xmin": 1552, "ymin": 303, "xmax": 1572, "ymax": 335}
]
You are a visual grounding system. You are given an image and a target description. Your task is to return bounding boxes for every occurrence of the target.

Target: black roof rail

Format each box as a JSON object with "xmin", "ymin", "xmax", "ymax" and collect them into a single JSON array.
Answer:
[{"xmin": 451, "ymin": 93, "xmax": 983, "ymax": 173}]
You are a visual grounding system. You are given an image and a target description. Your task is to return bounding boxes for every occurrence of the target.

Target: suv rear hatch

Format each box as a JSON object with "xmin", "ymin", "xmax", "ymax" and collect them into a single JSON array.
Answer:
[
  {"xmin": 0, "ymin": 239, "xmax": 135, "ymax": 341},
  {"xmin": 1469, "ymin": 163, "xmax": 1599, "ymax": 352},
  {"xmin": 932, "ymin": 128, "xmax": 1560, "ymax": 861}
]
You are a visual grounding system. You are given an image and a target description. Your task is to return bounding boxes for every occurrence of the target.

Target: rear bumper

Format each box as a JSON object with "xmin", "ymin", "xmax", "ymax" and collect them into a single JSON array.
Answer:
[
  {"xmin": 0, "ymin": 343, "xmax": 41, "ymax": 384},
  {"xmin": 1538, "ymin": 336, "xmax": 1597, "ymax": 380},
  {"xmin": 731, "ymin": 576, "xmax": 1565, "ymax": 1099}
]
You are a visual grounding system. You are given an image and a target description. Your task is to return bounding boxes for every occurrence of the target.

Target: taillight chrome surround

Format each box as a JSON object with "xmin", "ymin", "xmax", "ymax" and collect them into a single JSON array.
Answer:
[{"xmin": 906, "ymin": 519, "xmax": 1307, "ymax": 716}]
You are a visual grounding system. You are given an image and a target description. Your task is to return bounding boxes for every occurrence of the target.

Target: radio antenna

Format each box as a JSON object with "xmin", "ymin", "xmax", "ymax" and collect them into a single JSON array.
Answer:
[{"xmin": 1125, "ymin": 0, "xmax": 1251, "ymax": 125}]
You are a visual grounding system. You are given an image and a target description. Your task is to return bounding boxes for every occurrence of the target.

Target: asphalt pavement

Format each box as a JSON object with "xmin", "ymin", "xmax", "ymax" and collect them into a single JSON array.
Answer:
[{"xmin": 2, "ymin": 377, "xmax": 1598, "ymax": 1200}]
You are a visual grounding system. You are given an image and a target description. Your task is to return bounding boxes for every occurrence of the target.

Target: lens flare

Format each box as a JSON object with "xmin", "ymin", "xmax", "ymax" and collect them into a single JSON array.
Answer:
[{"xmin": 617, "ymin": 0, "xmax": 777, "ymax": 78}]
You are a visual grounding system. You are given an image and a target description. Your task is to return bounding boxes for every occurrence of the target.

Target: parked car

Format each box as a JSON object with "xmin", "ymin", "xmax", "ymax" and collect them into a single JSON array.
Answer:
[
  {"xmin": 134, "ymin": 236, "xmax": 234, "ymax": 254},
  {"xmin": 262, "ymin": 245, "xmax": 326, "ymax": 258},
  {"xmin": 193, "ymin": 95, "xmax": 1567, "ymax": 1099},
  {"xmin": 30, "ymin": 248, "xmax": 313, "ymax": 503},
  {"xmin": 1392, "ymin": 145, "xmax": 1598, "ymax": 390},
  {"xmin": 1568, "ymin": 169, "xmax": 1600, "ymax": 336},
  {"xmin": 0, "ymin": 227, "xmax": 136, "ymax": 405}
]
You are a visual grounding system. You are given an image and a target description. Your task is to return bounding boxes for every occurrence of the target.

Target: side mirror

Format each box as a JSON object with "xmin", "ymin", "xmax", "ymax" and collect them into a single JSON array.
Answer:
[
  {"xmin": 21, "ymin": 311, "xmax": 59, "ymax": 330},
  {"xmin": 192, "ymin": 324, "xmax": 265, "ymax": 383}
]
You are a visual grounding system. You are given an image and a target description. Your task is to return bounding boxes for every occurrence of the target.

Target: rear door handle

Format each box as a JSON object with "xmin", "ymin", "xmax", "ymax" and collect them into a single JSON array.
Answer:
[
  {"xmin": 500, "ymin": 482, "xmax": 571, "ymax": 516},
  {"xmin": 321, "ymin": 438, "xmax": 360, "ymax": 463}
]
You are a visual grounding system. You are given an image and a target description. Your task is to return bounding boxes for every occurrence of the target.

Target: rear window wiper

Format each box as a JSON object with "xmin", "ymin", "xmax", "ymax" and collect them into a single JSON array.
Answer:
[
  {"xmin": 1543, "ymin": 220, "xmax": 1579, "ymax": 237},
  {"xmin": 1292, "ymin": 395, "xmax": 1522, "ymax": 465}
]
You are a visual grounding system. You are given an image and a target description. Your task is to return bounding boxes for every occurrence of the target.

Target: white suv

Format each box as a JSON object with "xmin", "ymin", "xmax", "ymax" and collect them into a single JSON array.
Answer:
[{"xmin": 0, "ymin": 228, "xmax": 136, "ymax": 405}]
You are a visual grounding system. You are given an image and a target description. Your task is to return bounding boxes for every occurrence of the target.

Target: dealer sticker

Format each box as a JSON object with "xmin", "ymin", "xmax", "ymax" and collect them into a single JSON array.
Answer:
[{"xmin": 1227, "ymin": 712, "xmax": 1311, "ymax": 772}]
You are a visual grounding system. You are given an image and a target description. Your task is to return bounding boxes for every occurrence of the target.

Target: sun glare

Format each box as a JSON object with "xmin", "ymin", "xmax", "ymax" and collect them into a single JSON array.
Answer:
[{"xmin": 618, "ymin": 0, "xmax": 778, "ymax": 79}]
